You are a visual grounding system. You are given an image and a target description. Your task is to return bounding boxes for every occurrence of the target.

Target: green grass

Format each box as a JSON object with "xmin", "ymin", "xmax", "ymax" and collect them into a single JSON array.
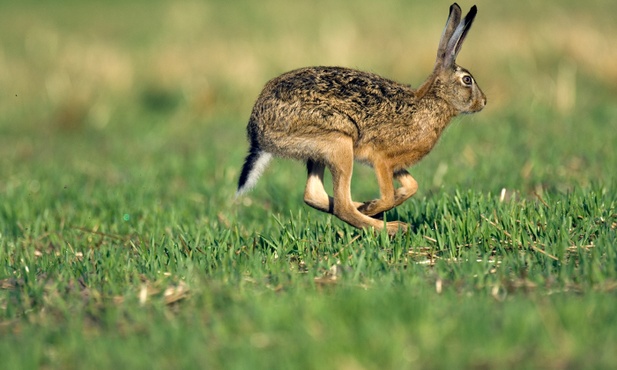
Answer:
[{"xmin": 1, "ymin": 1, "xmax": 617, "ymax": 369}]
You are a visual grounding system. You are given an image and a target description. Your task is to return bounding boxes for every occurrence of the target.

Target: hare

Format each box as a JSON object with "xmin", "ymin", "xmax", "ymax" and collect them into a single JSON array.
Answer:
[{"xmin": 236, "ymin": 3, "xmax": 486, "ymax": 235}]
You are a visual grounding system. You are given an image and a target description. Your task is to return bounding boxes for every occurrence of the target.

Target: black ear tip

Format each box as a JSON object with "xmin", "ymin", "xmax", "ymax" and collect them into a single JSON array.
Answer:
[
  {"xmin": 450, "ymin": 3, "xmax": 461, "ymax": 11},
  {"xmin": 463, "ymin": 5, "xmax": 477, "ymax": 22}
]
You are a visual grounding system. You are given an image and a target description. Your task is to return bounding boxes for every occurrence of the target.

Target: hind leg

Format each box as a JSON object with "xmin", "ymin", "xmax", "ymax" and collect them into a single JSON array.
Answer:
[{"xmin": 304, "ymin": 159, "xmax": 333, "ymax": 213}]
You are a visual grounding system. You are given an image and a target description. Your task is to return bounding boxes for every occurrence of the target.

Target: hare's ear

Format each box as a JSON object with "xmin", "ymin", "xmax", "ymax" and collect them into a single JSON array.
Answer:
[
  {"xmin": 442, "ymin": 5, "xmax": 477, "ymax": 69},
  {"xmin": 435, "ymin": 3, "xmax": 462, "ymax": 67}
]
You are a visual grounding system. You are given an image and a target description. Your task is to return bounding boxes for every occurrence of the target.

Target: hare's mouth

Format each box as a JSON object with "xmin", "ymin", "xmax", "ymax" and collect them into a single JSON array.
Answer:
[{"xmin": 462, "ymin": 103, "xmax": 485, "ymax": 115}]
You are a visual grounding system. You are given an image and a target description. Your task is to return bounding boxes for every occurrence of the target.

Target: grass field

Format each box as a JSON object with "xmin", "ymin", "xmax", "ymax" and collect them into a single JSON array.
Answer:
[{"xmin": 1, "ymin": 0, "xmax": 617, "ymax": 369}]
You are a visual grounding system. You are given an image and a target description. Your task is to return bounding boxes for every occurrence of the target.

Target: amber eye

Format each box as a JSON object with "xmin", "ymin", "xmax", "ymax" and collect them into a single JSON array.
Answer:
[{"xmin": 462, "ymin": 75, "xmax": 473, "ymax": 86}]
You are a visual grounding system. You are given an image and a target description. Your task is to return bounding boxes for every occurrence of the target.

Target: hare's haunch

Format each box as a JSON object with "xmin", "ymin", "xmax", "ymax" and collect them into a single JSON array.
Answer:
[{"xmin": 237, "ymin": 3, "xmax": 486, "ymax": 235}]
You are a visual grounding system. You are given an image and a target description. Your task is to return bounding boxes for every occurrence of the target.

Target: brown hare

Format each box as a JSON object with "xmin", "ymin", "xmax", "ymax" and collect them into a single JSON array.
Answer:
[{"xmin": 237, "ymin": 3, "xmax": 486, "ymax": 235}]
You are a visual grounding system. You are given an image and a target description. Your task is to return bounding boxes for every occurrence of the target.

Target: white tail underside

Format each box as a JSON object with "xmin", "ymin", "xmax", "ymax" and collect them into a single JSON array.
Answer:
[{"xmin": 236, "ymin": 152, "xmax": 272, "ymax": 197}]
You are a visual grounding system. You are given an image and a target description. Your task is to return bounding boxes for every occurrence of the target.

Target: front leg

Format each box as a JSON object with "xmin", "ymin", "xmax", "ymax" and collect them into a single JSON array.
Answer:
[
  {"xmin": 392, "ymin": 169, "xmax": 418, "ymax": 206},
  {"xmin": 358, "ymin": 167, "xmax": 418, "ymax": 217}
]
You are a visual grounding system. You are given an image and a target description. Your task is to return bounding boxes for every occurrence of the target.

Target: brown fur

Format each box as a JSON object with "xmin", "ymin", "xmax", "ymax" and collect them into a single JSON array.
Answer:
[{"xmin": 237, "ymin": 3, "xmax": 486, "ymax": 235}]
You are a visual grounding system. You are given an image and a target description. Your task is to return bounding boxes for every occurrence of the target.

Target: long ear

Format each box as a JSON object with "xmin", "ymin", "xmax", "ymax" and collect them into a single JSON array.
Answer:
[
  {"xmin": 442, "ymin": 5, "xmax": 477, "ymax": 69},
  {"xmin": 435, "ymin": 3, "xmax": 462, "ymax": 67}
]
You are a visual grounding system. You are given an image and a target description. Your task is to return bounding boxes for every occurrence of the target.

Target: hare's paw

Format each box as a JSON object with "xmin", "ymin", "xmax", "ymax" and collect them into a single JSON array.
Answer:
[
  {"xmin": 358, "ymin": 199, "xmax": 393, "ymax": 217},
  {"xmin": 357, "ymin": 200, "xmax": 377, "ymax": 215},
  {"xmin": 385, "ymin": 221, "xmax": 408, "ymax": 236}
]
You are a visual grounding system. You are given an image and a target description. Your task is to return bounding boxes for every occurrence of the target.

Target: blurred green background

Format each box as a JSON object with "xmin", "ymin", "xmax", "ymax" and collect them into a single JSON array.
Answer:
[{"xmin": 2, "ymin": 0, "xmax": 616, "ymax": 203}]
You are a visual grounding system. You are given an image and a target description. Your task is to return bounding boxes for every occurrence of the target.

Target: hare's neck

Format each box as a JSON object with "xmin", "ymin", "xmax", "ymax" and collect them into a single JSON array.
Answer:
[
  {"xmin": 415, "ymin": 95, "xmax": 456, "ymax": 130},
  {"xmin": 414, "ymin": 77, "xmax": 457, "ymax": 130}
]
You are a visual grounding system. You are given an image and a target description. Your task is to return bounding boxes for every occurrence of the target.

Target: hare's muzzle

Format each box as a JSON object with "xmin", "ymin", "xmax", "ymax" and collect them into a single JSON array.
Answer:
[{"xmin": 473, "ymin": 91, "xmax": 487, "ymax": 112}]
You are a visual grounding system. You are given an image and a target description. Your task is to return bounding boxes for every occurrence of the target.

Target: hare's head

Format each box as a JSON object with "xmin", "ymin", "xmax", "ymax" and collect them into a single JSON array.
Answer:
[{"xmin": 428, "ymin": 4, "xmax": 486, "ymax": 114}]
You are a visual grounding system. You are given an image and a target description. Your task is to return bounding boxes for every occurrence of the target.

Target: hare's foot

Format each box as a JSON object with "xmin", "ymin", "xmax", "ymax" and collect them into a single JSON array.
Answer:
[
  {"xmin": 358, "ymin": 199, "xmax": 388, "ymax": 216},
  {"xmin": 385, "ymin": 221, "xmax": 408, "ymax": 236},
  {"xmin": 358, "ymin": 169, "xmax": 419, "ymax": 216},
  {"xmin": 357, "ymin": 189, "xmax": 412, "ymax": 216}
]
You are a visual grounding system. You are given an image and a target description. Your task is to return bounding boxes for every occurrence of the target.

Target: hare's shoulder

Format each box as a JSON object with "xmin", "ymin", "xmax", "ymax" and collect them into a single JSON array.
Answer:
[{"xmin": 266, "ymin": 66, "xmax": 415, "ymax": 103}]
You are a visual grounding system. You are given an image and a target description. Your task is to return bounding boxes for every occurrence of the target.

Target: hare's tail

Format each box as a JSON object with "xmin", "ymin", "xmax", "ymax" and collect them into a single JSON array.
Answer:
[{"xmin": 236, "ymin": 149, "xmax": 272, "ymax": 197}]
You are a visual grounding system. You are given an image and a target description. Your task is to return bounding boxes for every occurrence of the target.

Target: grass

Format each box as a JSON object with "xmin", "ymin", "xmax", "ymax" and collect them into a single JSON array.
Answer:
[{"xmin": 1, "ymin": 0, "xmax": 617, "ymax": 369}]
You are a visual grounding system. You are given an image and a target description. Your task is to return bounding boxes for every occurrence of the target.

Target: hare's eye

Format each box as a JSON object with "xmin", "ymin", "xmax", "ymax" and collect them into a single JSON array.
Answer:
[{"xmin": 462, "ymin": 75, "xmax": 473, "ymax": 86}]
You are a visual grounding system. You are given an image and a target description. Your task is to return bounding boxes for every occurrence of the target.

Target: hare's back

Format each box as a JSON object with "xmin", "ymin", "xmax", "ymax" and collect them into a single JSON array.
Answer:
[{"xmin": 264, "ymin": 66, "xmax": 414, "ymax": 109}]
